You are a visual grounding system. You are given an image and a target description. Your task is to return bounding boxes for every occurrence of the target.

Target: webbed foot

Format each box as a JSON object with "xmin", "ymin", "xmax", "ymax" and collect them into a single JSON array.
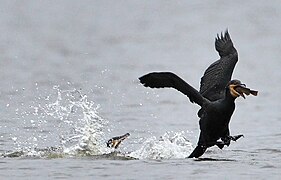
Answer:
[
  {"xmin": 229, "ymin": 134, "xmax": 244, "ymax": 141},
  {"xmin": 216, "ymin": 134, "xmax": 244, "ymax": 149}
]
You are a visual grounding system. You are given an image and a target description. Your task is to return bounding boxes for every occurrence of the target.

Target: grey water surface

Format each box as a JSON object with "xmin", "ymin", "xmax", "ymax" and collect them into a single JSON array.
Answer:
[{"xmin": 0, "ymin": 1, "xmax": 281, "ymax": 179}]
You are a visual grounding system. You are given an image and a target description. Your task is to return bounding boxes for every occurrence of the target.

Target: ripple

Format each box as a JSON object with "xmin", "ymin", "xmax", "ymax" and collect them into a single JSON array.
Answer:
[
  {"xmin": 261, "ymin": 165, "xmax": 277, "ymax": 169},
  {"xmin": 257, "ymin": 148, "xmax": 281, "ymax": 153}
]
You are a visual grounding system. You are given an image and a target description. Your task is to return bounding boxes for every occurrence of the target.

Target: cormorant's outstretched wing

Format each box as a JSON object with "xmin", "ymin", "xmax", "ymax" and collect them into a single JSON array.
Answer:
[
  {"xmin": 199, "ymin": 30, "xmax": 238, "ymax": 101},
  {"xmin": 139, "ymin": 72, "xmax": 206, "ymax": 106}
]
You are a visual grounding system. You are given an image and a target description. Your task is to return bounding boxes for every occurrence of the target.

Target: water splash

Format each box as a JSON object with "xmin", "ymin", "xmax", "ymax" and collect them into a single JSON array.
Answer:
[
  {"xmin": 3, "ymin": 86, "xmax": 194, "ymax": 160},
  {"xmin": 129, "ymin": 131, "xmax": 193, "ymax": 160},
  {"xmin": 38, "ymin": 87, "xmax": 194, "ymax": 159},
  {"xmin": 43, "ymin": 87, "xmax": 111, "ymax": 156},
  {"xmin": 5, "ymin": 86, "xmax": 112, "ymax": 158}
]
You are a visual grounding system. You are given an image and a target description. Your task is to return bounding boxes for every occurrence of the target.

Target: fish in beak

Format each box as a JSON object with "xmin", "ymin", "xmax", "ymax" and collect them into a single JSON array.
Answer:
[
  {"xmin": 234, "ymin": 84, "xmax": 258, "ymax": 99},
  {"xmin": 228, "ymin": 80, "xmax": 258, "ymax": 99}
]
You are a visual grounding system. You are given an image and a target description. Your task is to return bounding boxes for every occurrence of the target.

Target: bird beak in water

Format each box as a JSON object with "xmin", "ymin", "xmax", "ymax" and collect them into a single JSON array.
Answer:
[{"xmin": 235, "ymin": 84, "xmax": 258, "ymax": 99}]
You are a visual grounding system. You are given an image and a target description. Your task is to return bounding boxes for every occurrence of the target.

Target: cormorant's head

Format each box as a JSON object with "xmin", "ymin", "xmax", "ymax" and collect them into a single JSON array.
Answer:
[{"xmin": 227, "ymin": 80, "xmax": 258, "ymax": 99}]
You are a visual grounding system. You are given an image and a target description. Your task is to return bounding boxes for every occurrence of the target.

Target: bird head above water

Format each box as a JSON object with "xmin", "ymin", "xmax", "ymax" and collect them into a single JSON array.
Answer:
[{"xmin": 227, "ymin": 80, "xmax": 258, "ymax": 99}]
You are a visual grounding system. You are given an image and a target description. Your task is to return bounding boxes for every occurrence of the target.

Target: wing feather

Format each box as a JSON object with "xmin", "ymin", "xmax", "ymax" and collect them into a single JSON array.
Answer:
[
  {"xmin": 199, "ymin": 30, "xmax": 238, "ymax": 101},
  {"xmin": 139, "ymin": 72, "xmax": 207, "ymax": 106}
]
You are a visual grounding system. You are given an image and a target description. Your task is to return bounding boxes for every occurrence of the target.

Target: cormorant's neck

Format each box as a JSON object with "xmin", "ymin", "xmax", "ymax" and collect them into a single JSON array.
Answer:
[{"xmin": 224, "ymin": 88, "xmax": 236, "ymax": 103}]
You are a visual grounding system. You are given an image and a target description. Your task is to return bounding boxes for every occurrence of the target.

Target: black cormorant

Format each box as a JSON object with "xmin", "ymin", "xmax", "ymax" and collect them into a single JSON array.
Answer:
[{"xmin": 139, "ymin": 30, "xmax": 258, "ymax": 158}]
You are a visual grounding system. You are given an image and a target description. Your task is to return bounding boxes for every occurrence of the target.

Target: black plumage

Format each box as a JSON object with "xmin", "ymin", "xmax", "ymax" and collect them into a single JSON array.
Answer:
[
  {"xmin": 200, "ymin": 30, "xmax": 238, "ymax": 101},
  {"xmin": 139, "ymin": 30, "xmax": 257, "ymax": 158}
]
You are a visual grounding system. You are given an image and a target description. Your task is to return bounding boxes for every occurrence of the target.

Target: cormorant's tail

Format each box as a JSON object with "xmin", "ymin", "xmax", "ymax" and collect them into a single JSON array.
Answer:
[
  {"xmin": 188, "ymin": 146, "xmax": 207, "ymax": 158},
  {"xmin": 139, "ymin": 72, "xmax": 207, "ymax": 106}
]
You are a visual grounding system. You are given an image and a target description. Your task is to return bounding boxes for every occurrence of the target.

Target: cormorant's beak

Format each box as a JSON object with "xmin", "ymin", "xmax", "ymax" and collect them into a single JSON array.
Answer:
[{"xmin": 234, "ymin": 84, "xmax": 258, "ymax": 99}]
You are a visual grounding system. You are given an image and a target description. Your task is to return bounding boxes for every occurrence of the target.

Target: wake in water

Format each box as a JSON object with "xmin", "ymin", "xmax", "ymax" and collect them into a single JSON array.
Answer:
[{"xmin": 2, "ymin": 87, "xmax": 193, "ymax": 160}]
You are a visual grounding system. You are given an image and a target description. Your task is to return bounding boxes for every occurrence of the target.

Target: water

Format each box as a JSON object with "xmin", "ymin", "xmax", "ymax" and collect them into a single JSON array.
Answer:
[{"xmin": 1, "ymin": 0, "xmax": 281, "ymax": 179}]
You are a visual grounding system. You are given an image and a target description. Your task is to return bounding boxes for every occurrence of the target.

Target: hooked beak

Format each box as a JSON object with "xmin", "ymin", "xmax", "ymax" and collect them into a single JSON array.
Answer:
[{"xmin": 234, "ymin": 84, "xmax": 258, "ymax": 99}]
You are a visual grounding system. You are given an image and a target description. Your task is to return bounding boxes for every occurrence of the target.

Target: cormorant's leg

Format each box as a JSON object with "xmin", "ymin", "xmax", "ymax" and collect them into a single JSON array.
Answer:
[
  {"xmin": 188, "ymin": 145, "xmax": 207, "ymax": 158},
  {"xmin": 218, "ymin": 134, "xmax": 244, "ymax": 148},
  {"xmin": 216, "ymin": 142, "xmax": 225, "ymax": 149},
  {"xmin": 221, "ymin": 137, "xmax": 231, "ymax": 146}
]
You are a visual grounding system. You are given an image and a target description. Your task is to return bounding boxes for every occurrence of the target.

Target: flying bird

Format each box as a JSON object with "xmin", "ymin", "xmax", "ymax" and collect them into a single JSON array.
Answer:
[{"xmin": 139, "ymin": 30, "xmax": 258, "ymax": 158}]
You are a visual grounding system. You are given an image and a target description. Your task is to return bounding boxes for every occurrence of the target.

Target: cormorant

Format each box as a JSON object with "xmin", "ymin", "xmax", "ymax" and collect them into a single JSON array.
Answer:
[{"xmin": 139, "ymin": 30, "xmax": 258, "ymax": 158}]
